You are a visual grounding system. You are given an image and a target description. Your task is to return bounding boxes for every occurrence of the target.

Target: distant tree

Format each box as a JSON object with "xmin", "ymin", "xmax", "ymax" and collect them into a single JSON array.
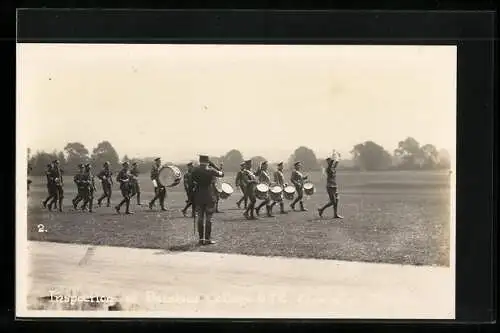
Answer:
[
  {"xmin": 288, "ymin": 146, "xmax": 320, "ymax": 171},
  {"xmin": 350, "ymin": 141, "xmax": 392, "ymax": 171},
  {"xmin": 420, "ymin": 144, "xmax": 440, "ymax": 169},
  {"xmin": 394, "ymin": 137, "xmax": 422, "ymax": 169},
  {"xmin": 222, "ymin": 149, "xmax": 244, "ymax": 172},
  {"xmin": 122, "ymin": 154, "xmax": 131, "ymax": 163},
  {"xmin": 438, "ymin": 149, "xmax": 451, "ymax": 169},
  {"xmin": 251, "ymin": 156, "xmax": 267, "ymax": 171},
  {"xmin": 29, "ymin": 151, "xmax": 59, "ymax": 175},
  {"xmin": 91, "ymin": 141, "xmax": 120, "ymax": 171},
  {"xmin": 64, "ymin": 142, "xmax": 89, "ymax": 172}
]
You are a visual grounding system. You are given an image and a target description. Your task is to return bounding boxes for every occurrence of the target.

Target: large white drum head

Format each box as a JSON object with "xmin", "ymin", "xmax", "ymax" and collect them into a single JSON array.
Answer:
[
  {"xmin": 256, "ymin": 183, "xmax": 269, "ymax": 192},
  {"xmin": 270, "ymin": 186, "xmax": 282, "ymax": 194},
  {"xmin": 284, "ymin": 185, "xmax": 295, "ymax": 194},
  {"xmin": 303, "ymin": 182, "xmax": 314, "ymax": 190},
  {"xmin": 221, "ymin": 182, "xmax": 234, "ymax": 194},
  {"xmin": 159, "ymin": 165, "xmax": 182, "ymax": 186}
]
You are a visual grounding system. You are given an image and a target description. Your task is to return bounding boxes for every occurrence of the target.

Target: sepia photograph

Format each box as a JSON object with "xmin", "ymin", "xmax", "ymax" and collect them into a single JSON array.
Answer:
[{"xmin": 17, "ymin": 44, "xmax": 456, "ymax": 318}]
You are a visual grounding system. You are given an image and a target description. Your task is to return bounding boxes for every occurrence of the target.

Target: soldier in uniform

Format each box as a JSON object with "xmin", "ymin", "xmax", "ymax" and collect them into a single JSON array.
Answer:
[
  {"xmin": 42, "ymin": 163, "xmax": 56, "ymax": 209},
  {"xmin": 242, "ymin": 160, "xmax": 258, "ymax": 220},
  {"xmin": 148, "ymin": 158, "xmax": 167, "ymax": 211},
  {"xmin": 235, "ymin": 162, "xmax": 248, "ymax": 209},
  {"xmin": 47, "ymin": 159, "xmax": 64, "ymax": 212},
  {"xmin": 129, "ymin": 162, "xmax": 142, "ymax": 206},
  {"xmin": 96, "ymin": 161, "xmax": 113, "ymax": 207},
  {"xmin": 27, "ymin": 164, "xmax": 32, "ymax": 194},
  {"xmin": 81, "ymin": 163, "xmax": 96, "ymax": 212},
  {"xmin": 181, "ymin": 162, "xmax": 196, "ymax": 217},
  {"xmin": 318, "ymin": 158, "xmax": 343, "ymax": 219},
  {"xmin": 269, "ymin": 161, "xmax": 288, "ymax": 214},
  {"xmin": 290, "ymin": 161, "xmax": 308, "ymax": 212},
  {"xmin": 115, "ymin": 161, "xmax": 133, "ymax": 214},
  {"xmin": 72, "ymin": 164, "xmax": 86, "ymax": 210},
  {"xmin": 254, "ymin": 161, "xmax": 274, "ymax": 217},
  {"xmin": 190, "ymin": 155, "xmax": 224, "ymax": 245}
]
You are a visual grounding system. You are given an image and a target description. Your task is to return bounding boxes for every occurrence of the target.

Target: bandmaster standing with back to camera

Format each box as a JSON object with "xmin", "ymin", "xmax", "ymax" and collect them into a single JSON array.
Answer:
[{"xmin": 190, "ymin": 155, "xmax": 224, "ymax": 245}]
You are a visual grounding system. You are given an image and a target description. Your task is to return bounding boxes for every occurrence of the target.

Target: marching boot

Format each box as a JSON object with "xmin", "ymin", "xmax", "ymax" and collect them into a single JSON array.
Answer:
[
  {"xmin": 333, "ymin": 200, "xmax": 343, "ymax": 219},
  {"xmin": 106, "ymin": 197, "xmax": 111, "ymax": 207},
  {"xmin": 197, "ymin": 218, "xmax": 205, "ymax": 244},
  {"xmin": 125, "ymin": 200, "xmax": 133, "ymax": 214},
  {"xmin": 300, "ymin": 201, "xmax": 307, "ymax": 212},
  {"xmin": 205, "ymin": 220, "xmax": 215, "ymax": 245}
]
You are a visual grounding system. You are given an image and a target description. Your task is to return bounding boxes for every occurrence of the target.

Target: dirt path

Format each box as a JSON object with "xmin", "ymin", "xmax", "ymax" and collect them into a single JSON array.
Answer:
[{"xmin": 20, "ymin": 241, "xmax": 454, "ymax": 319}]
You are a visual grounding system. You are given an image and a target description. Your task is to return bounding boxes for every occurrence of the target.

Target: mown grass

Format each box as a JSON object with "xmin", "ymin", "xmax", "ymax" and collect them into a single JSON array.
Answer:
[{"xmin": 27, "ymin": 170, "xmax": 451, "ymax": 266}]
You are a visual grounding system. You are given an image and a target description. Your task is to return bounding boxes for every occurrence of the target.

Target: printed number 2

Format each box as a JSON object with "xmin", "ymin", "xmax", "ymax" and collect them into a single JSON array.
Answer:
[{"xmin": 37, "ymin": 224, "xmax": 46, "ymax": 233}]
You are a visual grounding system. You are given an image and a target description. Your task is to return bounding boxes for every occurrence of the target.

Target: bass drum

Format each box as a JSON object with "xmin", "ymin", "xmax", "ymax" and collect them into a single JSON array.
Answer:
[
  {"xmin": 158, "ymin": 165, "xmax": 182, "ymax": 187},
  {"xmin": 283, "ymin": 185, "xmax": 296, "ymax": 201},
  {"xmin": 216, "ymin": 182, "xmax": 234, "ymax": 200},
  {"xmin": 255, "ymin": 183, "xmax": 269, "ymax": 200}
]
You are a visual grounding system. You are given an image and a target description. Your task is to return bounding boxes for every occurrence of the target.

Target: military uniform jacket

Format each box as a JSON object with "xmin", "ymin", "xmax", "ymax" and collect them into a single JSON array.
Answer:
[
  {"xmin": 150, "ymin": 165, "xmax": 161, "ymax": 187},
  {"xmin": 97, "ymin": 169, "xmax": 113, "ymax": 185},
  {"xmin": 257, "ymin": 169, "xmax": 271, "ymax": 185},
  {"xmin": 82, "ymin": 171, "xmax": 96, "ymax": 191},
  {"xmin": 116, "ymin": 169, "xmax": 130, "ymax": 189},
  {"xmin": 235, "ymin": 170, "xmax": 245, "ymax": 188},
  {"xmin": 273, "ymin": 170, "xmax": 285, "ymax": 187},
  {"xmin": 191, "ymin": 165, "xmax": 224, "ymax": 205},
  {"xmin": 73, "ymin": 173, "xmax": 86, "ymax": 188},
  {"xmin": 291, "ymin": 170, "xmax": 306, "ymax": 188},
  {"xmin": 326, "ymin": 163, "xmax": 337, "ymax": 187},
  {"xmin": 130, "ymin": 167, "xmax": 139, "ymax": 183},
  {"xmin": 242, "ymin": 169, "xmax": 258, "ymax": 191},
  {"xmin": 183, "ymin": 171, "xmax": 194, "ymax": 193},
  {"xmin": 49, "ymin": 167, "xmax": 64, "ymax": 186}
]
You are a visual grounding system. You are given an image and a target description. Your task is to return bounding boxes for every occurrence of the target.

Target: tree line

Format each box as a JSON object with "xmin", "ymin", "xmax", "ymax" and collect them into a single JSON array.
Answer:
[{"xmin": 27, "ymin": 137, "xmax": 451, "ymax": 176}]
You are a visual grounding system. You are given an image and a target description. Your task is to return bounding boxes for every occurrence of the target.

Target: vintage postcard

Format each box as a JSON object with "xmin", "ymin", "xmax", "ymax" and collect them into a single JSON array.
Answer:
[{"xmin": 16, "ymin": 44, "xmax": 456, "ymax": 318}]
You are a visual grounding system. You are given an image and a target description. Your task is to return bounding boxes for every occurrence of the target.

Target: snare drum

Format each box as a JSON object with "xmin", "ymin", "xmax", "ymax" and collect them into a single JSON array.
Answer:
[
  {"xmin": 303, "ymin": 182, "xmax": 315, "ymax": 196},
  {"xmin": 217, "ymin": 182, "xmax": 234, "ymax": 200},
  {"xmin": 283, "ymin": 185, "xmax": 296, "ymax": 201},
  {"xmin": 269, "ymin": 185, "xmax": 283, "ymax": 202},
  {"xmin": 158, "ymin": 165, "xmax": 182, "ymax": 187},
  {"xmin": 255, "ymin": 183, "xmax": 269, "ymax": 200}
]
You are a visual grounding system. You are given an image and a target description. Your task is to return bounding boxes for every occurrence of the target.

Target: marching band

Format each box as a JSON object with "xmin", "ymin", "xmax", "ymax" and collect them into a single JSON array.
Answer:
[{"xmin": 37, "ymin": 156, "xmax": 344, "ymax": 222}]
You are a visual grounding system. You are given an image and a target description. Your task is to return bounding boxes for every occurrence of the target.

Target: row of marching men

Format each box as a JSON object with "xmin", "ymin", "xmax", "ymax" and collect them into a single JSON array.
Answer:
[
  {"xmin": 180, "ymin": 158, "xmax": 335, "ymax": 221},
  {"xmin": 39, "ymin": 158, "xmax": 168, "ymax": 214}
]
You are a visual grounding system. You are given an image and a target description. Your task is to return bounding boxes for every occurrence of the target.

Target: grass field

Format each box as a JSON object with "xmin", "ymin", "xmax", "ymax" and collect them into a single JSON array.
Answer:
[{"xmin": 26, "ymin": 170, "xmax": 451, "ymax": 267}]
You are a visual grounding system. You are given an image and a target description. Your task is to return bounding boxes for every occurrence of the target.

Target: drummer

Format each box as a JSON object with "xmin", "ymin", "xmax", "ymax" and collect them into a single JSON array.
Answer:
[
  {"xmin": 148, "ymin": 157, "xmax": 167, "ymax": 211},
  {"xmin": 254, "ymin": 161, "xmax": 274, "ymax": 217},
  {"xmin": 290, "ymin": 161, "xmax": 308, "ymax": 212},
  {"xmin": 242, "ymin": 159, "xmax": 258, "ymax": 220},
  {"xmin": 269, "ymin": 161, "xmax": 288, "ymax": 214}
]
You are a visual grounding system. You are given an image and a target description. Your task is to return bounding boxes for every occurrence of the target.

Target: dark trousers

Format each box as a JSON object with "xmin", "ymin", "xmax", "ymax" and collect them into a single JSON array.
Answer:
[
  {"xmin": 129, "ymin": 181, "xmax": 141, "ymax": 204},
  {"xmin": 182, "ymin": 190, "xmax": 195, "ymax": 216},
  {"xmin": 116, "ymin": 185, "xmax": 131, "ymax": 213},
  {"xmin": 291, "ymin": 186, "xmax": 305, "ymax": 210},
  {"xmin": 270, "ymin": 199, "xmax": 286, "ymax": 213},
  {"xmin": 319, "ymin": 186, "xmax": 339, "ymax": 214},
  {"xmin": 43, "ymin": 184, "xmax": 57, "ymax": 208},
  {"xmin": 47, "ymin": 185, "xmax": 64, "ymax": 211},
  {"xmin": 97, "ymin": 182, "xmax": 112, "ymax": 206},
  {"xmin": 81, "ymin": 187, "xmax": 94, "ymax": 212},
  {"xmin": 236, "ymin": 185, "xmax": 248, "ymax": 208},
  {"xmin": 196, "ymin": 202, "xmax": 215, "ymax": 240},
  {"xmin": 73, "ymin": 186, "xmax": 86, "ymax": 208},
  {"xmin": 244, "ymin": 189, "xmax": 257, "ymax": 218},
  {"xmin": 150, "ymin": 186, "xmax": 166, "ymax": 209},
  {"xmin": 256, "ymin": 198, "xmax": 272, "ymax": 216}
]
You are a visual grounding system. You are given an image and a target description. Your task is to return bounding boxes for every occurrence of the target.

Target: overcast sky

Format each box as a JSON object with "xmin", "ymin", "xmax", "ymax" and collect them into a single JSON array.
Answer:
[{"xmin": 18, "ymin": 44, "xmax": 456, "ymax": 163}]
